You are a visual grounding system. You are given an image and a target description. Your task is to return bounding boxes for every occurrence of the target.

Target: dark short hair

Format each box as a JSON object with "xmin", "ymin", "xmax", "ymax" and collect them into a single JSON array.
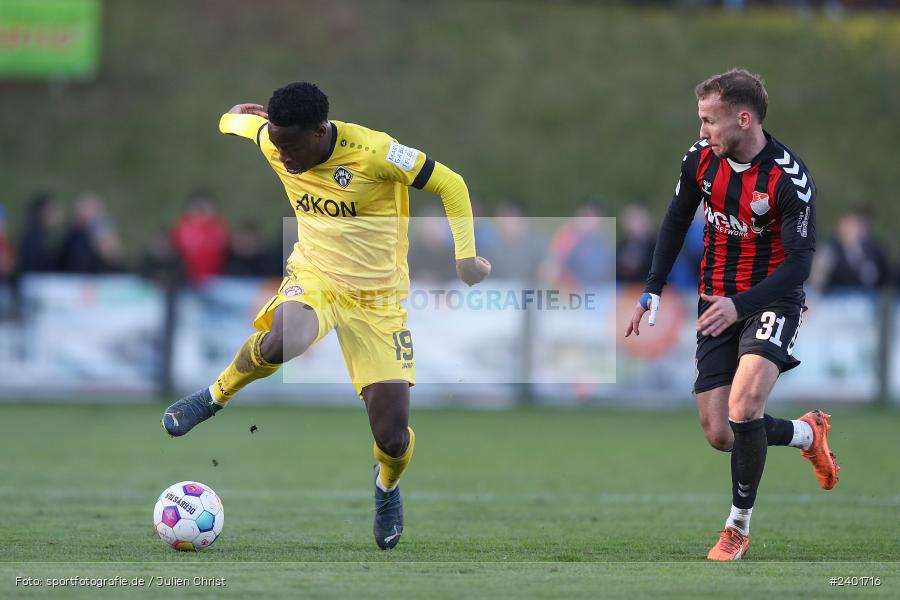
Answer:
[
  {"xmin": 695, "ymin": 68, "xmax": 768, "ymax": 122},
  {"xmin": 267, "ymin": 82, "xmax": 329, "ymax": 130}
]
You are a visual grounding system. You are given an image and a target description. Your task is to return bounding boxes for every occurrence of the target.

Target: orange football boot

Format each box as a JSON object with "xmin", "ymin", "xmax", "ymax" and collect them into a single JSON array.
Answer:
[
  {"xmin": 707, "ymin": 526, "xmax": 750, "ymax": 561},
  {"xmin": 798, "ymin": 410, "xmax": 840, "ymax": 490}
]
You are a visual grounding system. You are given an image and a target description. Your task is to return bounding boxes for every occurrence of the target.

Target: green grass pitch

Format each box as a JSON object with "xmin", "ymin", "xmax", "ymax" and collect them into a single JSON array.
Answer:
[{"xmin": 1, "ymin": 403, "xmax": 897, "ymax": 598}]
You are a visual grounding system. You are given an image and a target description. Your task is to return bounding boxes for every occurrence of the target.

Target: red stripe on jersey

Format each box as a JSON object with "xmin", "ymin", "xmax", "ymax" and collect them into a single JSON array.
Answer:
[
  {"xmin": 766, "ymin": 165, "xmax": 785, "ymax": 275},
  {"xmin": 695, "ymin": 147, "xmax": 713, "ymax": 189},
  {"xmin": 709, "ymin": 158, "xmax": 732, "ymax": 296},
  {"xmin": 696, "ymin": 148, "xmax": 714, "ymax": 294},
  {"xmin": 699, "ymin": 218, "xmax": 712, "ymax": 296},
  {"xmin": 734, "ymin": 167, "xmax": 761, "ymax": 292}
]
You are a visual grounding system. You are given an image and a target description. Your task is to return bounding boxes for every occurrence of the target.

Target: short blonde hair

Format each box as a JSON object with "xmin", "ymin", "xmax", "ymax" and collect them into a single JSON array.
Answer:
[{"xmin": 695, "ymin": 68, "xmax": 768, "ymax": 122}]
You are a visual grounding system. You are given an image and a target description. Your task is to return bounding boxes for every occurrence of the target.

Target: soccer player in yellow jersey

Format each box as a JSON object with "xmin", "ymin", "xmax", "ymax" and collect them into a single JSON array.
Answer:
[{"xmin": 161, "ymin": 82, "xmax": 491, "ymax": 549}]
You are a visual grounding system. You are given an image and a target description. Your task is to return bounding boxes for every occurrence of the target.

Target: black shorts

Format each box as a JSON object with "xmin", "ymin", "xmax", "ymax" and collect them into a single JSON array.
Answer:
[{"xmin": 694, "ymin": 299, "xmax": 805, "ymax": 394}]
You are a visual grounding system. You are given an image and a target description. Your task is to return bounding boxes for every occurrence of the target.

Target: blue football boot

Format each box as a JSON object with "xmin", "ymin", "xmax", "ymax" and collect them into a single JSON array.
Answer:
[
  {"xmin": 373, "ymin": 464, "xmax": 404, "ymax": 550},
  {"xmin": 161, "ymin": 388, "xmax": 222, "ymax": 437}
]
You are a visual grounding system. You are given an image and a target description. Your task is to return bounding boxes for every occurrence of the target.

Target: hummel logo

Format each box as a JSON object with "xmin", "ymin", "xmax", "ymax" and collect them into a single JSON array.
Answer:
[
  {"xmin": 737, "ymin": 483, "xmax": 751, "ymax": 498},
  {"xmin": 702, "ymin": 179, "xmax": 712, "ymax": 195}
]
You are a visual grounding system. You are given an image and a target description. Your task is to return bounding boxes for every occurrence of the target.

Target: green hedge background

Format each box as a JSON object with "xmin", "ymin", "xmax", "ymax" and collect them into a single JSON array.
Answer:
[{"xmin": 2, "ymin": 0, "xmax": 898, "ymax": 258}]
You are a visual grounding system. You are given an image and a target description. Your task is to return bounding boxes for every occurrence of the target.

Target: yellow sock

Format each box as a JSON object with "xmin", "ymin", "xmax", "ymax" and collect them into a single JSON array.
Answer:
[
  {"xmin": 210, "ymin": 331, "xmax": 280, "ymax": 405},
  {"xmin": 374, "ymin": 427, "xmax": 416, "ymax": 491}
]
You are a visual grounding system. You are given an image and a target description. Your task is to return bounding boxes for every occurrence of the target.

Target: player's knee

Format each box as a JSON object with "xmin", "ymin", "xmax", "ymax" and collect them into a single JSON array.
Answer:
[
  {"xmin": 262, "ymin": 305, "xmax": 317, "ymax": 364},
  {"xmin": 373, "ymin": 426, "xmax": 409, "ymax": 458},
  {"xmin": 259, "ymin": 330, "xmax": 308, "ymax": 364},
  {"xmin": 699, "ymin": 416, "xmax": 732, "ymax": 452},
  {"xmin": 705, "ymin": 430, "xmax": 733, "ymax": 452},
  {"xmin": 729, "ymin": 398, "xmax": 766, "ymax": 422},
  {"xmin": 259, "ymin": 330, "xmax": 284, "ymax": 364},
  {"xmin": 728, "ymin": 388, "xmax": 768, "ymax": 423}
]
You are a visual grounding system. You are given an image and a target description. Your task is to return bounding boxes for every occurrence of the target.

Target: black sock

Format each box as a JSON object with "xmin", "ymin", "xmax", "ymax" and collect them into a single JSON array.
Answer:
[
  {"xmin": 730, "ymin": 418, "xmax": 768, "ymax": 510},
  {"xmin": 764, "ymin": 414, "xmax": 794, "ymax": 446}
]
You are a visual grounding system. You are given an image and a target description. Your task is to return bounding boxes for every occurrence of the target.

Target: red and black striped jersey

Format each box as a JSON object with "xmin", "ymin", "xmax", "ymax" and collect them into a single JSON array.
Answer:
[{"xmin": 645, "ymin": 132, "xmax": 816, "ymax": 318}]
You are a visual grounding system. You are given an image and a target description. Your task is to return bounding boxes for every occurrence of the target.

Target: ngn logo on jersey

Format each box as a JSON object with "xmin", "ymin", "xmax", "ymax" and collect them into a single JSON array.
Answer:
[{"xmin": 704, "ymin": 202, "xmax": 774, "ymax": 238}]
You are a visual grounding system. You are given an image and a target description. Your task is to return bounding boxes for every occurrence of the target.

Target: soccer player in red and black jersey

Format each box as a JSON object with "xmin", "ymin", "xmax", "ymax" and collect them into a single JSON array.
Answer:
[{"xmin": 625, "ymin": 69, "xmax": 840, "ymax": 560}]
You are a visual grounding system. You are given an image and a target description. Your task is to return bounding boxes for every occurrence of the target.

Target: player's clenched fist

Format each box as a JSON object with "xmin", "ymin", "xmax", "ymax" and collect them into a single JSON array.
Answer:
[
  {"xmin": 456, "ymin": 256, "xmax": 491, "ymax": 286},
  {"xmin": 227, "ymin": 103, "xmax": 269, "ymax": 118}
]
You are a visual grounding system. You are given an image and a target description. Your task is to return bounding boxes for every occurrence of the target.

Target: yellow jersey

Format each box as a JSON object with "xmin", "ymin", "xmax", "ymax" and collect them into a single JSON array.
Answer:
[{"xmin": 220, "ymin": 113, "xmax": 475, "ymax": 300}]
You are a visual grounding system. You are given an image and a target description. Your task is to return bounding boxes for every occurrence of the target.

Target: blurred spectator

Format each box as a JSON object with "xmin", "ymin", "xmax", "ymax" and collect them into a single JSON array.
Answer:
[
  {"xmin": 616, "ymin": 204, "xmax": 656, "ymax": 283},
  {"xmin": 0, "ymin": 204, "xmax": 18, "ymax": 320},
  {"xmin": 544, "ymin": 202, "xmax": 614, "ymax": 289},
  {"xmin": 170, "ymin": 188, "xmax": 230, "ymax": 285},
  {"xmin": 0, "ymin": 205, "xmax": 14, "ymax": 280},
  {"xmin": 489, "ymin": 199, "xmax": 547, "ymax": 282},
  {"xmin": 408, "ymin": 206, "xmax": 456, "ymax": 284},
  {"xmin": 266, "ymin": 237, "xmax": 287, "ymax": 277},
  {"xmin": 139, "ymin": 227, "xmax": 182, "ymax": 394},
  {"xmin": 19, "ymin": 192, "xmax": 63, "ymax": 273},
  {"xmin": 810, "ymin": 208, "xmax": 889, "ymax": 292},
  {"xmin": 59, "ymin": 193, "xmax": 124, "ymax": 273},
  {"xmin": 268, "ymin": 220, "xmax": 297, "ymax": 277},
  {"xmin": 224, "ymin": 220, "xmax": 272, "ymax": 276},
  {"xmin": 140, "ymin": 227, "xmax": 184, "ymax": 291},
  {"xmin": 668, "ymin": 207, "xmax": 707, "ymax": 290}
]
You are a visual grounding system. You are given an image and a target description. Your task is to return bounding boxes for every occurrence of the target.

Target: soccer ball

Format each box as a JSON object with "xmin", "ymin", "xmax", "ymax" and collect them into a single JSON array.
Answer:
[{"xmin": 153, "ymin": 481, "xmax": 224, "ymax": 551}]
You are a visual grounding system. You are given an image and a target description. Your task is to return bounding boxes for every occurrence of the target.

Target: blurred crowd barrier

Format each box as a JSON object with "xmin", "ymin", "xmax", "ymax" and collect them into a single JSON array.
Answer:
[
  {"xmin": 614, "ymin": 285, "xmax": 883, "ymax": 405},
  {"xmin": 0, "ymin": 275, "xmax": 892, "ymax": 407}
]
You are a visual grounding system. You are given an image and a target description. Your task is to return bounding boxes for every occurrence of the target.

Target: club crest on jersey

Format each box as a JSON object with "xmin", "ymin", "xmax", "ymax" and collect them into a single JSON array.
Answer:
[
  {"xmin": 332, "ymin": 166, "xmax": 353, "ymax": 189},
  {"xmin": 750, "ymin": 191, "xmax": 770, "ymax": 216},
  {"xmin": 284, "ymin": 285, "xmax": 305, "ymax": 297}
]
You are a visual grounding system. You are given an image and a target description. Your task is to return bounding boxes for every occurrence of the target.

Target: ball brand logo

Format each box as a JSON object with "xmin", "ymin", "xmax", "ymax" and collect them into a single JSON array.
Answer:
[
  {"xmin": 165, "ymin": 492, "xmax": 197, "ymax": 515},
  {"xmin": 284, "ymin": 285, "xmax": 304, "ymax": 297},
  {"xmin": 294, "ymin": 193, "xmax": 357, "ymax": 218},
  {"xmin": 333, "ymin": 166, "xmax": 353, "ymax": 188}
]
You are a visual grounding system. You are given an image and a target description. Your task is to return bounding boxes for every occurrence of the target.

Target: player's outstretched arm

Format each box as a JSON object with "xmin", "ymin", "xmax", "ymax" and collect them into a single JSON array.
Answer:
[
  {"xmin": 628, "ymin": 143, "xmax": 703, "ymax": 338},
  {"xmin": 227, "ymin": 103, "xmax": 268, "ymax": 118},
  {"xmin": 219, "ymin": 104, "xmax": 269, "ymax": 142},
  {"xmin": 419, "ymin": 160, "xmax": 490, "ymax": 286},
  {"xmin": 625, "ymin": 292, "xmax": 659, "ymax": 337}
]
